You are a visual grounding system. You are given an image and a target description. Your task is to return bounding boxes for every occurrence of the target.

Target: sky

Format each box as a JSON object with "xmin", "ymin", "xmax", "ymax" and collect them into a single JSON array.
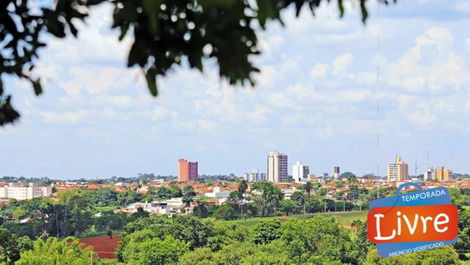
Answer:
[{"xmin": 2, "ymin": 0, "xmax": 470, "ymax": 179}]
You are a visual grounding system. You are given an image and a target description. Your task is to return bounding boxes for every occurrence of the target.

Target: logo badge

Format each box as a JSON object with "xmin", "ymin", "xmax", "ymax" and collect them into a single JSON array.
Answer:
[{"xmin": 367, "ymin": 182, "xmax": 458, "ymax": 257}]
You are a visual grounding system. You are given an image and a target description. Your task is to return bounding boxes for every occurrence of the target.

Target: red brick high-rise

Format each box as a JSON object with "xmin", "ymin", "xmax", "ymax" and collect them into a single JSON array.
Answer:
[{"xmin": 178, "ymin": 158, "xmax": 198, "ymax": 182}]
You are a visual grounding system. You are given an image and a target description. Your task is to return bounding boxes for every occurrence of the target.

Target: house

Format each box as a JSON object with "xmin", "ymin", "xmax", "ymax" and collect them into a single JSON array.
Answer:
[
  {"xmin": 115, "ymin": 197, "xmax": 191, "ymax": 216},
  {"xmin": 204, "ymin": 187, "xmax": 231, "ymax": 198}
]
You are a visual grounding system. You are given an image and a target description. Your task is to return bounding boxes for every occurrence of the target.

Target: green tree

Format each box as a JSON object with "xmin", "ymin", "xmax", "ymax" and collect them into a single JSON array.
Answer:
[
  {"xmin": 305, "ymin": 197, "xmax": 321, "ymax": 213},
  {"xmin": 132, "ymin": 207, "xmax": 150, "ymax": 219},
  {"xmin": 317, "ymin": 187, "xmax": 328, "ymax": 197},
  {"xmin": 1, "ymin": 0, "xmax": 381, "ymax": 126},
  {"xmin": 106, "ymin": 229, "xmax": 113, "ymax": 239},
  {"xmin": 251, "ymin": 182, "xmax": 284, "ymax": 216},
  {"xmin": 0, "ymin": 228, "xmax": 32, "ymax": 264},
  {"xmin": 213, "ymin": 205, "xmax": 238, "ymax": 220},
  {"xmin": 365, "ymin": 245, "xmax": 460, "ymax": 265},
  {"xmin": 192, "ymin": 200, "xmax": 209, "ymax": 218},
  {"xmin": 280, "ymin": 216, "xmax": 353, "ymax": 264},
  {"xmin": 155, "ymin": 187, "xmax": 173, "ymax": 200},
  {"xmin": 170, "ymin": 185, "xmax": 183, "ymax": 198},
  {"xmin": 300, "ymin": 181, "xmax": 314, "ymax": 197},
  {"xmin": 455, "ymin": 205, "xmax": 470, "ymax": 259},
  {"xmin": 340, "ymin": 172, "xmax": 356, "ymax": 179},
  {"xmin": 183, "ymin": 186, "xmax": 196, "ymax": 197},
  {"xmin": 16, "ymin": 237, "xmax": 99, "ymax": 265},
  {"xmin": 349, "ymin": 220, "xmax": 371, "ymax": 264},
  {"xmin": 290, "ymin": 191, "xmax": 306, "ymax": 213},
  {"xmin": 123, "ymin": 235, "xmax": 188, "ymax": 265},
  {"xmin": 182, "ymin": 194, "xmax": 194, "ymax": 214},
  {"xmin": 279, "ymin": 199, "xmax": 298, "ymax": 216},
  {"xmin": 178, "ymin": 247, "xmax": 215, "ymax": 265},
  {"xmin": 253, "ymin": 219, "xmax": 282, "ymax": 245},
  {"xmin": 167, "ymin": 216, "xmax": 214, "ymax": 250}
]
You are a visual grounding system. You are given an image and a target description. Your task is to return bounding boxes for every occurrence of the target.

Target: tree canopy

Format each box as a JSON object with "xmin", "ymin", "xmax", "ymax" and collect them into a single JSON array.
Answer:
[
  {"xmin": 15, "ymin": 237, "xmax": 98, "ymax": 265},
  {"xmin": 0, "ymin": 0, "xmax": 392, "ymax": 126}
]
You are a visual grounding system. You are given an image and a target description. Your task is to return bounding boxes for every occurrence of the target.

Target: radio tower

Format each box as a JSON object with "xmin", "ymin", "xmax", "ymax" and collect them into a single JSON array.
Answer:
[{"xmin": 415, "ymin": 156, "xmax": 418, "ymax": 177}]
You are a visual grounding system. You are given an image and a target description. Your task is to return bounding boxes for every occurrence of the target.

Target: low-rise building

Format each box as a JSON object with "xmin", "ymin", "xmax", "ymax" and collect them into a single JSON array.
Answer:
[
  {"xmin": 115, "ymin": 197, "xmax": 190, "ymax": 216},
  {"xmin": 204, "ymin": 187, "xmax": 231, "ymax": 198},
  {"xmin": 244, "ymin": 170, "xmax": 266, "ymax": 182}
]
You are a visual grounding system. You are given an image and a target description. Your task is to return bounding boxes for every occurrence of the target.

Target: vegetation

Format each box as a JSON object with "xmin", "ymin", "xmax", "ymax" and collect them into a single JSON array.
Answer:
[
  {"xmin": 15, "ymin": 237, "xmax": 99, "ymax": 265},
  {"xmin": 111, "ymin": 213, "xmax": 463, "ymax": 265},
  {"xmin": 0, "ymin": 181, "xmax": 468, "ymax": 264},
  {"xmin": 1, "ymin": 0, "xmax": 387, "ymax": 126}
]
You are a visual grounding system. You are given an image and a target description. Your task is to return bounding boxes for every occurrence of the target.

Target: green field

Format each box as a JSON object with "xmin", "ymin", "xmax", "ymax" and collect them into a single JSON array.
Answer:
[
  {"xmin": 226, "ymin": 211, "xmax": 368, "ymax": 228},
  {"xmin": 317, "ymin": 211, "xmax": 368, "ymax": 226}
]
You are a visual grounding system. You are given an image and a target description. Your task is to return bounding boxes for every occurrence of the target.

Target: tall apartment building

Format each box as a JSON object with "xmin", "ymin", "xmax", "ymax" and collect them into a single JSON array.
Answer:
[
  {"xmin": 0, "ymin": 183, "xmax": 53, "ymax": 201},
  {"xmin": 425, "ymin": 168, "xmax": 436, "ymax": 181},
  {"xmin": 178, "ymin": 158, "xmax": 198, "ymax": 182},
  {"xmin": 333, "ymin": 166, "xmax": 340, "ymax": 179},
  {"xmin": 267, "ymin": 151, "xmax": 288, "ymax": 183},
  {"xmin": 436, "ymin": 167, "xmax": 452, "ymax": 181},
  {"xmin": 292, "ymin": 161, "xmax": 309, "ymax": 183},
  {"xmin": 387, "ymin": 156, "xmax": 409, "ymax": 182},
  {"xmin": 244, "ymin": 170, "xmax": 267, "ymax": 182}
]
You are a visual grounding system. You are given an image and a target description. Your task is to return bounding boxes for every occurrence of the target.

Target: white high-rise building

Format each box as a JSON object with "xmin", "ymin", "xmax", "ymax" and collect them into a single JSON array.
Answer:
[
  {"xmin": 244, "ymin": 170, "xmax": 267, "ymax": 182},
  {"xmin": 0, "ymin": 183, "xmax": 53, "ymax": 201},
  {"xmin": 267, "ymin": 151, "xmax": 288, "ymax": 183},
  {"xmin": 425, "ymin": 168, "xmax": 436, "ymax": 181},
  {"xmin": 292, "ymin": 161, "xmax": 309, "ymax": 183}
]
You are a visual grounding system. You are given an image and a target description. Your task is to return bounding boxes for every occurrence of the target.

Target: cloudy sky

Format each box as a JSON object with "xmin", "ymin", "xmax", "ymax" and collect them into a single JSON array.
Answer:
[{"xmin": 2, "ymin": 0, "xmax": 470, "ymax": 179}]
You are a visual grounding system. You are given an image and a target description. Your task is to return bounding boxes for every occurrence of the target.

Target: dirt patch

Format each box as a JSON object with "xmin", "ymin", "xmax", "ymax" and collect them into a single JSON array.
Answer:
[{"xmin": 79, "ymin": 234, "xmax": 121, "ymax": 259}]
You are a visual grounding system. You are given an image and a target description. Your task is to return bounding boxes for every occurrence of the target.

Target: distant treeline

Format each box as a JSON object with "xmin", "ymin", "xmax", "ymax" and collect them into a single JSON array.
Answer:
[{"xmin": 0, "ymin": 173, "xmax": 240, "ymax": 184}]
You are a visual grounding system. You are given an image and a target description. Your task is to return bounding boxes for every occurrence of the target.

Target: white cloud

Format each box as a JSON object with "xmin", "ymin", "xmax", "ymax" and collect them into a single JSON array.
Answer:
[
  {"xmin": 453, "ymin": 1, "xmax": 470, "ymax": 14},
  {"xmin": 309, "ymin": 63, "xmax": 329, "ymax": 79},
  {"xmin": 41, "ymin": 110, "xmax": 88, "ymax": 124},
  {"xmin": 332, "ymin": 53, "xmax": 354, "ymax": 75},
  {"xmin": 151, "ymin": 106, "xmax": 174, "ymax": 121},
  {"xmin": 60, "ymin": 82, "xmax": 81, "ymax": 97},
  {"xmin": 386, "ymin": 27, "xmax": 470, "ymax": 93},
  {"xmin": 5, "ymin": 1, "xmax": 470, "ymax": 177}
]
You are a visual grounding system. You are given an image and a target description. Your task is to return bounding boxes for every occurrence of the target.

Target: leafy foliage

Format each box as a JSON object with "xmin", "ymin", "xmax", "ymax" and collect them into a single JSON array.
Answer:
[
  {"xmin": 15, "ymin": 237, "xmax": 99, "ymax": 265},
  {"xmin": 365, "ymin": 245, "xmax": 460, "ymax": 265},
  {"xmin": 279, "ymin": 199, "xmax": 298, "ymax": 216},
  {"xmin": 250, "ymin": 181, "xmax": 284, "ymax": 216},
  {"xmin": 123, "ymin": 235, "xmax": 188, "ymax": 265},
  {"xmin": 253, "ymin": 219, "xmax": 282, "ymax": 244},
  {"xmin": 0, "ymin": 228, "xmax": 32, "ymax": 265},
  {"xmin": 0, "ymin": 0, "xmax": 389, "ymax": 125}
]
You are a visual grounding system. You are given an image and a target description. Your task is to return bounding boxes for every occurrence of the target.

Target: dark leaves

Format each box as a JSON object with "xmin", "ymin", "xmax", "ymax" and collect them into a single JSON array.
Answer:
[
  {"xmin": 0, "ymin": 0, "xmax": 388, "ymax": 126},
  {"xmin": 0, "ymin": 95, "xmax": 20, "ymax": 126},
  {"xmin": 119, "ymin": 23, "xmax": 130, "ymax": 41},
  {"xmin": 128, "ymin": 39, "xmax": 148, "ymax": 67},
  {"xmin": 32, "ymin": 79, "xmax": 42, "ymax": 96},
  {"xmin": 360, "ymin": 0, "xmax": 369, "ymax": 23},
  {"xmin": 144, "ymin": 68, "xmax": 158, "ymax": 97},
  {"xmin": 338, "ymin": 0, "xmax": 345, "ymax": 18},
  {"xmin": 257, "ymin": 0, "xmax": 278, "ymax": 28}
]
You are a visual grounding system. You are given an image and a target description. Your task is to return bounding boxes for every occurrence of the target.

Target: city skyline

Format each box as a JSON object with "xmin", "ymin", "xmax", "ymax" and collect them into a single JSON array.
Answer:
[{"xmin": 2, "ymin": 0, "xmax": 470, "ymax": 178}]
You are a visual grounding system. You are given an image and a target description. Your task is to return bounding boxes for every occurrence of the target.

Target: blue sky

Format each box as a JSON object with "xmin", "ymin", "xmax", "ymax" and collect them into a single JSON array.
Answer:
[{"xmin": 2, "ymin": 0, "xmax": 470, "ymax": 179}]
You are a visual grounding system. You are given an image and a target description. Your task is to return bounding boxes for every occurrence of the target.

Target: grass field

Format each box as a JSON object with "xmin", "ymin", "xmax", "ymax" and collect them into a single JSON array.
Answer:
[
  {"xmin": 317, "ymin": 211, "xmax": 368, "ymax": 226},
  {"xmin": 226, "ymin": 211, "xmax": 368, "ymax": 229}
]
